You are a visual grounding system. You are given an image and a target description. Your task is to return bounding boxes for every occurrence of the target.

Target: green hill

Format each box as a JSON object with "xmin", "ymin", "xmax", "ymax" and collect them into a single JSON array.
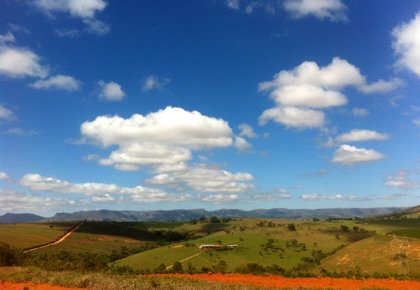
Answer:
[{"xmin": 114, "ymin": 218, "xmax": 374, "ymax": 273}]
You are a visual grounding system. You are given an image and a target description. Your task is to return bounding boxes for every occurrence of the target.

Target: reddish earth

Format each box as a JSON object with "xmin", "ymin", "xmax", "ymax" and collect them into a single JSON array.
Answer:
[
  {"xmin": 0, "ymin": 282, "xmax": 85, "ymax": 290},
  {"xmin": 152, "ymin": 273, "xmax": 420, "ymax": 289}
]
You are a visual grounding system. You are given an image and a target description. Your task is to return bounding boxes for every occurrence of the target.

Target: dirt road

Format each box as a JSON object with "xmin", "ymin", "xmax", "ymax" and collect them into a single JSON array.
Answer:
[
  {"xmin": 23, "ymin": 221, "xmax": 84, "ymax": 253},
  {"xmin": 165, "ymin": 251, "xmax": 202, "ymax": 270}
]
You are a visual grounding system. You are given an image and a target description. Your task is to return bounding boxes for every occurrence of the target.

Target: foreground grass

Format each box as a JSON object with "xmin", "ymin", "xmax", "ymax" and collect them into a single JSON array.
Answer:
[{"xmin": 0, "ymin": 267, "xmax": 273, "ymax": 290}]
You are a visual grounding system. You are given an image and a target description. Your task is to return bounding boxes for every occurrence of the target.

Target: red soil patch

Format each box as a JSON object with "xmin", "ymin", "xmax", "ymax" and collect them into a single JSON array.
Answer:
[
  {"xmin": 152, "ymin": 273, "xmax": 420, "ymax": 289},
  {"xmin": 0, "ymin": 282, "xmax": 85, "ymax": 290}
]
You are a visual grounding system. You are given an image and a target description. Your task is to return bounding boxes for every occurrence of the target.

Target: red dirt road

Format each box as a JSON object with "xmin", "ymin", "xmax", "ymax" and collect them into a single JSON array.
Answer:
[
  {"xmin": 0, "ymin": 282, "xmax": 85, "ymax": 290},
  {"xmin": 152, "ymin": 273, "xmax": 420, "ymax": 289}
]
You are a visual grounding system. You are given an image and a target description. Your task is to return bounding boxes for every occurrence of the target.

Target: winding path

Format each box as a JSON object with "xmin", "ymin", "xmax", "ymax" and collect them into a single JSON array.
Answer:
[{"xmin": 23, "ymin": 221, "xmax": 84, "ymax": 253}]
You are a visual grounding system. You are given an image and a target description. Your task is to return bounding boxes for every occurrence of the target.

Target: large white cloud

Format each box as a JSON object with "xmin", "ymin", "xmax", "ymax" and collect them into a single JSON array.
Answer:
[
  {"xmin": 0, "ymin": 46, "xmax": 48, "ymax": 78},
  {"xmin": 34, "ymin": 0, "xmax": 109, "ymax": 35},
  {"xmin": 259, "ymin": 106, "xmax": 325, "ymax": 129},
  {"xmin": 98, "ymin": 80, "xmax": 125, "ymax": 101},
  {"xmin": 146, "ymin": 164, "xmax": 254, "ymax": 194},
  {"xmin": 259, "ymin": 57, "xmax": 402, "ymax": 129},
  {"xmin": 392, "ymin": 11, "xmax": 420, "ymax": 77},
  {"xmin": 283, "ymin": 0, "xmax": 348, "ymax": 22},
  {"xmin": 332, "ymin": 144, "xmax": 384, "ymax": 165},
  {"xmin": 335, "ymin": 129, "xmax": 390, "ymax": 143},
  {"xmin": 30, "ymin": 74, "xmax": 81, "ymax": 91},
  {"xmin": 81, "ymin": 106, "xmax": 233, "ymax": 171}
]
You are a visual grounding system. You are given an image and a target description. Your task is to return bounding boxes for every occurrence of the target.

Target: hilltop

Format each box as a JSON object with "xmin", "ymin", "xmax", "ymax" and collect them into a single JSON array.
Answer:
[{"xmin": 0, "ymin": 213, "xmax": 45, "ymax": 224}]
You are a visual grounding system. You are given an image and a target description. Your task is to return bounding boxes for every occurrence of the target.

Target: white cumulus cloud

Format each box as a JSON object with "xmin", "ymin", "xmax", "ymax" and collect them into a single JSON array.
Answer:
[
  {"xmin": 259, "ymin": 57, "xmax": 363, "ymax": 109},
  {"xmin": 98, "ymin": 81, "xmax": 125, "ymax": 101},
  {"xmin": 81, "ymin": 106, "xmax": 233, "ymax": 171},
  {"xmin": 0, "ymin": 46, "xmax": 48, "ymax": 78},
  {"xmin": 392, "ymin": 11, "xmax": 420, "ymax": 77},
  {"xmin": 259, "ymin": 57, "xmax": 401, "ymax": 130},
  {"xmin": 283, "ymin": 0, "xmax": 348, "ymax": 22},
  {"xmin": 335, "ymin": 129, "xmax": 390, "ymax": 143},
  {"xmin": 146, "ymin": 164, "xmax": 254, "ymax": 194},
  {"xmin": 332, "ymin": 144, "xmax": 384, "ymax": 165},
  {"xmin": 34, "ymin": 0, "xmax": 110, "ymax": 35},
  {"xmin": 30, "ymin": 74, "xmax": 81, "ymax": 91},
  {"xmin": 259, "ymin": 106, "xmax": 325, "ymax": 129}
]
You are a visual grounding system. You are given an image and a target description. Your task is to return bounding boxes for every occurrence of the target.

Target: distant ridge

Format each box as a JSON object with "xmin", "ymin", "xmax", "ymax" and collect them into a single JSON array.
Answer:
[
  {"xmin": 378, "ymin": 204, "xmax": 420, "ymax": 218},
  {"xmin": 0, "ymin": 213, "xmax": 45, "ymax": 224},
  {"xmin": 45, "ymin": 207, "xmax": 403, "ymax": 222}
]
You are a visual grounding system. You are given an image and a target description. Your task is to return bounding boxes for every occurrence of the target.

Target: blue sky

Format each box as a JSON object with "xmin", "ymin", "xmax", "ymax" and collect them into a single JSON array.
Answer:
[{"xmin": 1, "ymin": 0, "xmax": 420, "ymax": 216}]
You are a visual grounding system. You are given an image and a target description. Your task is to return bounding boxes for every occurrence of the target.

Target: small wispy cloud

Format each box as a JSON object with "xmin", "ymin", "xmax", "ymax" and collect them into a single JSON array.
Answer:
[{"xmin": 141, "ymin": 75, "xmax": 170, "ymax": 91}]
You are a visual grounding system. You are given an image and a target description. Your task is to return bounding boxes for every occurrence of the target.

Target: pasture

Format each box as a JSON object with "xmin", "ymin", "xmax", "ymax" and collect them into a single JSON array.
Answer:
[
  {"xmin": 114, "ymin": 218, "xmax": 376, "ymax": 272},
  {"xmin": 0, "ymin": 222, "xmax": 76, "ymax": 249}
]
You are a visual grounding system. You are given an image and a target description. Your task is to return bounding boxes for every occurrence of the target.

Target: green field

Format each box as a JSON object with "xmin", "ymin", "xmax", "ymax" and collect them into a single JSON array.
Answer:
[
  {"xmin": 114, "ymin": 218, "xmax": 376, "ymax": 272},
  {"xmin": 2, "ymin": 217, "xmax": 420, "ymax": 277},
  {"xmin": 0, "ymin": 222, "xmax": 76, "ymax": 248}
]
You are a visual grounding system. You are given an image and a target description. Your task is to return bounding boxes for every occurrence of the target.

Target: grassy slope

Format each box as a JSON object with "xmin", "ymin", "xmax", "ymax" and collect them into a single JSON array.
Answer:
[
  {"xmin": 22, "ymin": 221, "xmax": 188, "ymax": 254},
  {"xmin": 0, "ymin": 223, "xmax": 76, "ymax": 248},
  {"xmin": 115, "ymin": 219, "xmax": 373, "ymax": 272},
  {"xmin": 319, "ymin": 235, "xmax": 420, "ymax": 274},
  {"xmin": 319, "ymin": 219, "xmax": 420, "ymax": 275}
]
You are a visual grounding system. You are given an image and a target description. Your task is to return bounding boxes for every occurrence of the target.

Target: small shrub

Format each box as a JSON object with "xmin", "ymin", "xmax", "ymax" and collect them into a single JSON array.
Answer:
[
  {"xmin": 172, "ymin": 261, "xmax": 183, "ymax": 273},
  {"xmin": 287, "ymin": 223, "xmax": 296, "ymax": 231}
]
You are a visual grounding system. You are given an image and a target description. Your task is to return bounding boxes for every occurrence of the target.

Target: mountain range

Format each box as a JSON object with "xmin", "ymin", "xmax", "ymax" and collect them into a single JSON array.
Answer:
[{"xmin": 0, "ymin": 207, "xmax": 408, "ymax": 223}]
